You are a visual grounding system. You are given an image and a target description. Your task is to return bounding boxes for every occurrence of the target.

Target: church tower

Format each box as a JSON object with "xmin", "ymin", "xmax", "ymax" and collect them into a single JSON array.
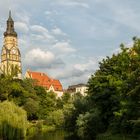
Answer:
[{"xmin": 1, "ymin": 11, "xmax": 22, "ymax": 78}]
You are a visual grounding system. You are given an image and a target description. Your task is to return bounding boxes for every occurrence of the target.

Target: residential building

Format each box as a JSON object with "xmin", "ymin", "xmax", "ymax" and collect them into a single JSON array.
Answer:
[
  {"xmin": 25, "ymin": 70, "xmax": 63, "ymax": 97},
  {"xmin": 67, "ymin": 83, "xmax": 88, "ymax": 96}
]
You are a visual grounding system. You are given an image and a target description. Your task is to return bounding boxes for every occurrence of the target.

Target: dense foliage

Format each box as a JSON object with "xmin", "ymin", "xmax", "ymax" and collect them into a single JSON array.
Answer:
[
  {"xmin": 89, "ymin": 38, "xmax": 139, "ymax": 137},
  {"xmin": 0, "ymin": 101, "xmax": 27, "ymax": 140},
  {"xmin": 0, "ymin": 76, "xmax": 58, "ymax": 121}
]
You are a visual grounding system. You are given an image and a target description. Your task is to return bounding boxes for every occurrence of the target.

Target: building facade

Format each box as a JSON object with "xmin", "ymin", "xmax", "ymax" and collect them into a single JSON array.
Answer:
[
  {"xmin": 25, "ymin": 70, "xmax": 63, "ymax": 97},
  {"xmin": 67, "ymin": 83, "xmax": 88, "ymax": 96},
  {"xmin": 1, "ymin": 11, "xmax": 22, "ymax": 78}
]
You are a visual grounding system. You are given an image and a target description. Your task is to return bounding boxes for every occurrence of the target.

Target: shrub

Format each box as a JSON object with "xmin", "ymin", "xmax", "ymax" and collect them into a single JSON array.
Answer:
[{"xmin": 0, "ymin": 101, "xmax": 28, "ymax": 140}]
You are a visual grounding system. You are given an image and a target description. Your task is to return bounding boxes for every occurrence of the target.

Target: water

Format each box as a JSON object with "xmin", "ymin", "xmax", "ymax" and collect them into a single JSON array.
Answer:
[{"xmin": 27, "ymin": 130, "xmax": 80, "ymax": 140}]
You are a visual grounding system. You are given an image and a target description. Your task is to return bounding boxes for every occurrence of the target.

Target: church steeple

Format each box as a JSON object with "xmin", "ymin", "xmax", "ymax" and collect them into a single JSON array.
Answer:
[
  {"xmin": 1, "ymin": 11, "xmax": 22, "ymax": 78},
  {"xmin": 4, "ymin": 11, "xmax": 17, "ymax": 37}
]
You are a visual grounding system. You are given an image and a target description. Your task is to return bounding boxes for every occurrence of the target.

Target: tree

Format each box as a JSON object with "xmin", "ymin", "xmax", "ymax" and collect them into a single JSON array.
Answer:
[
  {"xmin": 87, "ymin": 38, "xmax": 140, "ymax": 138},
  {"xmin": 76, "ymin": 109, "xmax": 103, "ymax": 140},
  {"xmin": 0, "ymin": 75, "xmax": 12, "ymax": 101},
  {"xmin": 38, "ymin": 92, "xmax": 57, "ymax": 119},
  {"xmin": 46, "ymin": 109, "xmax": 64, "ymax": 127},
  {"xmin": 63, "ymin": 93, "xmax": 88, "ymax": 131},
  {"xmin": 23, "ymin": 98, "xmax": 39, "ymax": 120}
]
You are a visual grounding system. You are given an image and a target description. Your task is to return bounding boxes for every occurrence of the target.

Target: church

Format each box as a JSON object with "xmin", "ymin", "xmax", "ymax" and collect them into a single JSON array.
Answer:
[
  {"xmin": 0, "ymin": 11, "xmax": 63, "ymax": 96},
  {"xmin": 0, "ymin": 11, "xmax": 22, "ymax": 78}
]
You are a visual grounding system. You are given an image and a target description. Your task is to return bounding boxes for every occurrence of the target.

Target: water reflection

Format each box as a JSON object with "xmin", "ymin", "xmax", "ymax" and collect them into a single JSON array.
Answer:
[{"xmin": 27, "ymin": 130, "xmax": 80, "ymax": 140}]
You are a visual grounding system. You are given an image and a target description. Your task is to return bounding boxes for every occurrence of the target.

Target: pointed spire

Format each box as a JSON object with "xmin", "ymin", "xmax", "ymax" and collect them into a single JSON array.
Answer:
[
  {"xmin": 9, "ymin": 10, "xmax": 11, "ymax": 17},
  {"xmin": 4, "ymin": 11, "xmax": 17, "ymax": 37},
  {"xmin": 8, "ymin": 10, "xmax": 13, "ymax": 21}
]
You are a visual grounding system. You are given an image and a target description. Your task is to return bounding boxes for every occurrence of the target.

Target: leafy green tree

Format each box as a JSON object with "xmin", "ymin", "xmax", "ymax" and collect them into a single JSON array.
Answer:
[
  {"xmin": 38, "ymin": 92, "xmax": 57, "ymax": 119},
  {"xmin": 0, "ymin": 75, "xmax": 13, "ymax": 101},
  {"xmin": 63, "ymin": 103, "xmax": 76, "ymax": 130},
  {"xmin": 56, "ymin": 92, "xmax": 71, "ymax": 109},
  {"xmin": 23, "ymin": 98, "xmax": 39, "ymax": 120},
  {"xmin": 87, "ymin": 38, "xmax": 140, "ymax": 138},
  {"xmin": 56, "ymin": 97, "xmax": 64, "ymax": 109},
  {"xmin": 47, "ymin": 109, "xmax": 64, "ymax": 127},
  {"xmin": 62, "ymin": 92, "xmax": 71, "ymax": 104},
  {"xmin": 76, "ymin": 109, "xmax": 103, "ymax": 140},
  {"xmin": 63, "ymin": 93, "xmax": 88, "ymax": 131},
  {"xmin": 21, "ymin": 78, "xmax": 36, "ymax": 94},
  {"xmin": 34, "ymin": 85, "xmax": 47, "ymax": 97}
]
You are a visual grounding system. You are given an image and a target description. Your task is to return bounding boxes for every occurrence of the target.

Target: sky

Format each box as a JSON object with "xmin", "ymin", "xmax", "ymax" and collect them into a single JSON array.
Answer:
[{"xmin": 0, "ymin": 0, "xmax": 140, "ymax": 88}]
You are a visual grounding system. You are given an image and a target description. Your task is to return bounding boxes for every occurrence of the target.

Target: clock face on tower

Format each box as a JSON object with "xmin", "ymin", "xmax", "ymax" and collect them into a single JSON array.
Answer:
[{"xmin": 11, "ymin": 48, "xmax": 17, "ymax": 54}]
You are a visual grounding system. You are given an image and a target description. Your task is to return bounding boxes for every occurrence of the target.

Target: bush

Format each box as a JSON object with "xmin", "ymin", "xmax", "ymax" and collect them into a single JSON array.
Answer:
[{"xmin": 0, "ymin": 101, "xmax": 28, "ymax": 140}]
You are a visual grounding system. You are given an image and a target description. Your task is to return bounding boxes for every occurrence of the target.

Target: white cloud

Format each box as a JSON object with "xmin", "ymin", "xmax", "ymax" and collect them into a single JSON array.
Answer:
[
  {"xmin": 30, "ymin": 25, "xmax": 55, "ymax": 41},
  {"xmin": 74, "ymin": 59, "xmax": 96, "ymax": 72},
  {"xmin": 51, "ymin": 27, "xmax": 66, "ymax": 36},
  {"xmin": 24, "ymin": 48, "xmax": 55, "ymax": 68},
  {"xmin": 50, "ymin": 57, "xmax": 99, "ymax": 87},
  {"xmin": 31, "ymin": 25, "xmax": 49, "ymax": 33},
  {"xmin": 45, "ymin": 11, "xmax": 52, "ymax": 16},
  {"xmin": 53, "ymin": 42, "xmax": 76, "ymax": 53},
  {"xmin": 15, "ymin": 22, "xmax": 29, "ymax": 33},
  {"xmin": 24, "ymin": 48, "xmax": 65, "ymax": 69}
]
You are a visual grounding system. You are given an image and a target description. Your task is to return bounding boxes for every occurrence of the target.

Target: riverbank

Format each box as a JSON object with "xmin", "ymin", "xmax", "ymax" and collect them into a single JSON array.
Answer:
[
  {"xmin": 97, "ymin": 132, "xmax": 138, "ymax": 140},
  {"xmin": 26, "ymin": 121, "xmax": 56, "ymax": 139},
  {"xmin": 26, "ymin": 123, "xmax": 138, "ymax": 140},
  {"xmin": 27, "ymin": 129, "xmax": 138, "ymax": 140}
]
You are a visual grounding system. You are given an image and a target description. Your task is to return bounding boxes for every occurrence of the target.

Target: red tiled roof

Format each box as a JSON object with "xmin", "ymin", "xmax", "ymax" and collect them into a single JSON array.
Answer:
[{"xmin": 27, "ymin": 71, "xmax": 63, "ymax": 91}]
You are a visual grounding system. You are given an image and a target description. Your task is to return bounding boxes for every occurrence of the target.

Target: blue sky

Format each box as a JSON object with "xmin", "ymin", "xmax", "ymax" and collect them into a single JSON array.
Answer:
[{"xmin": 0, "ymin": 0, "xmax": 140, "ymax": 88}]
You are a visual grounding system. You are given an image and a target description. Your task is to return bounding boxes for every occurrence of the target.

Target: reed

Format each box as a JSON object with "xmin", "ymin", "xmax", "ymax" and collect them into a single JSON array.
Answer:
[{"xmin": 0, "ymin": 101, "xmax": 28, "ymax": 140}]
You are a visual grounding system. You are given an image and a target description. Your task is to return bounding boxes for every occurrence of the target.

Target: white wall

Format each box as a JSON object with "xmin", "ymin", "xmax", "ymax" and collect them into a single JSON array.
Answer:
[{"xmin": 76, "ymin": 86, "xmax": 88, "ymax": 96}]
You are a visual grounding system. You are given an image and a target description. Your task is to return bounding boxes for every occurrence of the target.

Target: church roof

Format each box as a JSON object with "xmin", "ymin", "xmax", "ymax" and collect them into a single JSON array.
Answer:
[{"xmin": 26, "ymin": 70, "xmax": 63, "ymax": 92}]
